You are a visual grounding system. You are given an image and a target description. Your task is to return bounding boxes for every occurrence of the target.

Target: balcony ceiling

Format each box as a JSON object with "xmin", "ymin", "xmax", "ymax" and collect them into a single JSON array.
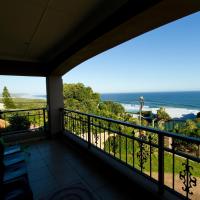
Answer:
[{"xmin": 0, "ymin": 0, "xmax": 199, "ymax": 76}]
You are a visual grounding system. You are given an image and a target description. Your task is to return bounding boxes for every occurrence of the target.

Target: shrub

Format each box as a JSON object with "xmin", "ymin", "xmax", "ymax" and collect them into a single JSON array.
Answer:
[{"xmin": 8, "ymin": 115, "xmax": 30, "ymax": 131}]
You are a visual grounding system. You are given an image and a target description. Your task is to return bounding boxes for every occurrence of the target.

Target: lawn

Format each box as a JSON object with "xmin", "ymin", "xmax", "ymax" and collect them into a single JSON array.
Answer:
[{"xmin": 105, "ymin": 141, "xmax": 200, "ymax": 177}]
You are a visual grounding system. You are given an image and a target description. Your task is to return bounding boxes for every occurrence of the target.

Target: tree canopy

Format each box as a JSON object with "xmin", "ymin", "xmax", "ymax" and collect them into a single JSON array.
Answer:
[
  {"xmin": 63, "ymin": 83, "xmax": 125, "ymax": 120},
  {"xmin": 98, "ymin": 101, "xmax": 125, "ymax": 116},
  {"xmin": 63, "ymin": 83, "xmax": 100, "ymax": 113},
  {"xmin": 157, "ymin": 107, "xmax": 171, "ymax": 122},
  {"xmin": 2, "ymin": 86, "xmax": 16, "ymax": 109}
]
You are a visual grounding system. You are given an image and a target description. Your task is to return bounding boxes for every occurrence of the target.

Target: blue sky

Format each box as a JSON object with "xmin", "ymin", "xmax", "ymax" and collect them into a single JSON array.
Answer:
[{"xmin": 0, "ymin": 11, "xmax": 200, "ymax": 95}]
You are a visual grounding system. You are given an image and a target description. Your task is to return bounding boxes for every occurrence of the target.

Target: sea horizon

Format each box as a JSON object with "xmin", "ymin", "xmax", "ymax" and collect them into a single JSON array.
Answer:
[
  {"xmin": 0, "ymin": 90, "xmax": 200, "ymax": 98},
  {"xmin": 101, "ymin": 90, "xmax": 200, "ymax": 94}
]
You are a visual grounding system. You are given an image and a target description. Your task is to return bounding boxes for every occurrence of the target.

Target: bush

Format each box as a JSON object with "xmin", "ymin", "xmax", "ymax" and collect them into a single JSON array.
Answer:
[{"xmin": 8, "ymin": 115, "xmax": 30, "ymax": 131}]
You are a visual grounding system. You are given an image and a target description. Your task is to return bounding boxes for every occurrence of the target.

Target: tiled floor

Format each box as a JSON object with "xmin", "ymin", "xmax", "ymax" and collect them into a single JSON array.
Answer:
[{"xmin": 25, "ymin": 139, "xmax": 143, "ymax": 200}]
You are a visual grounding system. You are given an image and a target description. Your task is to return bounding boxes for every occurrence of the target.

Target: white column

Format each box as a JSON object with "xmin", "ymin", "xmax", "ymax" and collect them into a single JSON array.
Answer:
[{"xmin": 46, "ymin": 75, "xmax": 64, "ymax": 137}]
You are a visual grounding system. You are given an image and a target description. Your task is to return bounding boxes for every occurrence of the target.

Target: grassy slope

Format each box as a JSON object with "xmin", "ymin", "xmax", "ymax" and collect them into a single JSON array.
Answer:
[
  {"xmin": 114, "ymin": 150, "xmax": 200, "ymax": 177},
  {"xmin": 0, "ymin": 98, "xmax": 46, "ymax": 109},
  {"xmin": 104, "ymin": 140, "xmax": 200, "ymax": 177}
]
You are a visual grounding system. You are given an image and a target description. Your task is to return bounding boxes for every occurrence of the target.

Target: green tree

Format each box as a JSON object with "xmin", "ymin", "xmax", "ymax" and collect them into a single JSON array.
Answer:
[
  {"xmin": 141, "ymin": 119, "xmax": 148, "ymax": 126},
  {"xmin": 182, "ymin": 120, "xmax": 197, "ymax": 136},
  {"xmin": 123, "ymin": 114, "xmax": 140, "ymax": 125},
  {"xmin": 63, "ymin": 83, "xmax": 100, "ymax": 113},
  {"xmin": 2, "ymin": 86, "xmax": 16, "ymax": 109},
  {"xmin": 98, "ymin": 101, "xmax": 125, "ymax": 116},
  {"xmin": 157, "ymin": 107, "xmax": 171, "ymax": 122},
  {"xmin": 8, "ymin": 115, "xmax": 30, "ymax": 131},
  {"xmin": 173, "ymin": 120, "xmax": 199, "ymax": 152},
  {"xmin": 185, "ymin": 119, "xmax": 197, "ymax": 131}
]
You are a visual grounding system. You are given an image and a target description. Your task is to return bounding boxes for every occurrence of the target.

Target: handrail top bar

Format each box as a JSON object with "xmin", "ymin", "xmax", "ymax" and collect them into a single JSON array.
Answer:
[
  {"xmin": 63, "ymin": 108, "xmax": 200, "ymax": 144},
  {"xmin": 0, "ymin": 108, "xmax": 46, "ymax": 113}
]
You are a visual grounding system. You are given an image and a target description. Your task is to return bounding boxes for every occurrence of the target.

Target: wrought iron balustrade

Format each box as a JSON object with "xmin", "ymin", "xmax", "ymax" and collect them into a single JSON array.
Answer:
[
  {"xmin": 63, "ymin": 109, "xmax": 200, "ymax": 200},
  {"xmin": 0, "ymin": 108, "xmax": 47, "ymax": 136}
]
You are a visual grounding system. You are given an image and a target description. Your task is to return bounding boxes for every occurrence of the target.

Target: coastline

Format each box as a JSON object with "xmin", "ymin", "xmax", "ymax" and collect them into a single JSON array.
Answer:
[
  {"xmin": 122, "ymin": 103, "xmax": 200, "ymax": 119},
  {"xmin": 101, "ymin": 91, "xmax": 200, "ymax": 120}
]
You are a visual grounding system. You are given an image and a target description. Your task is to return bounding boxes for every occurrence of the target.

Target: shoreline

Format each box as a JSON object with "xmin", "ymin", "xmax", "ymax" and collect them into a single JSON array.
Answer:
[{"xmin": 121, "ymin": 103, "xmax": 200, "ymax": 119}]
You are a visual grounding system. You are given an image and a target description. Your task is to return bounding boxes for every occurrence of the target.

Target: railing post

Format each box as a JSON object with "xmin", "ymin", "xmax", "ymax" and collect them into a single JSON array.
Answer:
[
  {"xmin": 158, "ymin": 133, "xmax": 164, "ymax": 195},
  {"xmin": 43, "ymin": 108, "xmax": 46, "ymax": 132},
  {"xmin": 88, "ymin": 115, "xmax": 91, "ymax": 149}
]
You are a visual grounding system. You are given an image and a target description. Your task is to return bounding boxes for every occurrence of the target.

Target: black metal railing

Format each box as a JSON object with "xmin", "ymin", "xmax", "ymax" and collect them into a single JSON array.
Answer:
[
  {"xmin": 63, "ymin": 109, "xmax": 200, "ymax": 200},
  {"xmin": 0, "ymin": 108, "xmax": 47, "ymax": 136}
]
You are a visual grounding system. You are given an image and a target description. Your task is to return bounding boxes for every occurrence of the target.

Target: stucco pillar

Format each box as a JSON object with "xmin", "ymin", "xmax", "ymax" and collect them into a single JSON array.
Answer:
[{"xmin": 46, "ymin": 75, "xmax": 64, "ymax": 137}]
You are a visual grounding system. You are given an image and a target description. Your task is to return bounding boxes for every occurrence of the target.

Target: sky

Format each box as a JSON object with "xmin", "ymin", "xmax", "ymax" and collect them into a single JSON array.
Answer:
[{"xmin": 0, "ymin": 11, "xmax": 200, "ymax": 95}]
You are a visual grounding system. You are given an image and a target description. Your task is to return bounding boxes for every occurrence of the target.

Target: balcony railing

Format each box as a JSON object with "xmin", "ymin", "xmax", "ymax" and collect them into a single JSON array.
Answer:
[
  {"xmin": 63, "ymin": 109, "xmax": 200, "ymax": 200},
  {"xmin": 0, "ymin": 108, "xmax": 47, "ymax": 143}
]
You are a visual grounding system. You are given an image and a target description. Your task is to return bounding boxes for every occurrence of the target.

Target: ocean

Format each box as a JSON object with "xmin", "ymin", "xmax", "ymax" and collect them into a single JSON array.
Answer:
[{"xmin": 101, "ymin": 91, "xmax": 200, "ymax": 119}]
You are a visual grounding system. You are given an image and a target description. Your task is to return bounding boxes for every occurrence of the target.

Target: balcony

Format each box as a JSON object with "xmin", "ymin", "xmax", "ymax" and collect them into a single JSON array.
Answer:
[
  {"xmin": 1, "ymin": 1, "xmax": 200, "ymax": 199},
  {"xmin": 25, "ymin": 139, "xmax": 150, "ymax": 200},
  {"xmin": 1, "ymin": 108, "xmax": 200, "ymax": 199}
]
